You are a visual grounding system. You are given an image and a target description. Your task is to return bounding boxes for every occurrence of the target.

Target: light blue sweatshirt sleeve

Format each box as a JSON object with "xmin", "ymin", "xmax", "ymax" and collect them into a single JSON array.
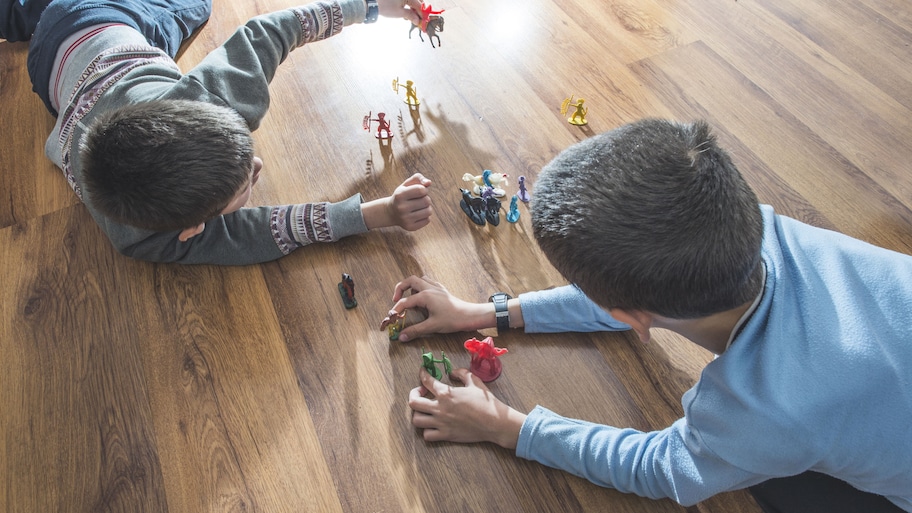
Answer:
[
  {"xmin": 518, "ymin": 285, "xmax": 631, "ymax": 333},
  {"xmin": 516, "ymin": 407, "xmax": 769, "ymax": 506}
]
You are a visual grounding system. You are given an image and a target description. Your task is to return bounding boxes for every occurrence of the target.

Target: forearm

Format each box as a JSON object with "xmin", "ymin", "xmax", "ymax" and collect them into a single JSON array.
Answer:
[
  {"xmin": 174, "ymin": 0, "xmax": 363, "ymax": 129},
  {"xmin": 516, "ymin": 408, "xmax": 765, "ymax": 505},
  {"xmin": 105, "ymin": 195, "xmax": 366, "ymax": 265},
  {"xmin": 518, "ymin": 285, "xmax": 630, "ymax": 333}
]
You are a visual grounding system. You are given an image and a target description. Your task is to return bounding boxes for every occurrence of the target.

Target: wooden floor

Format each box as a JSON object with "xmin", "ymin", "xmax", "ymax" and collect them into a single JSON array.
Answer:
[{"xmin": 2, "ymin": 0, "xmax": 911, "ymax": 511}]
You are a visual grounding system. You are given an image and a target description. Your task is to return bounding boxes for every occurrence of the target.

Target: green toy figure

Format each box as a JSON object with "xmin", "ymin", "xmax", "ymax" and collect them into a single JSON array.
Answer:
[{"xmin": 421, "ymin": 348, "xmax": 452, "ymax": 380}]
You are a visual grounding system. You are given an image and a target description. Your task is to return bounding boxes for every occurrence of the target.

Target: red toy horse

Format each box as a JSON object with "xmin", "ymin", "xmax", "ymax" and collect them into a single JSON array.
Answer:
[{"xmin": 464, "ymin": 336, "xmax": 508, "ymax": 382}]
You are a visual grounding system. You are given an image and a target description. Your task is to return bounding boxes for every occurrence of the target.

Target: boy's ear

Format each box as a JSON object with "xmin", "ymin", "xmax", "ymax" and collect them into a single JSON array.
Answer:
[
  {"xmin": 608, "ymin": 308, "xmax": 654, "ymax": 343},
  {"xmin": 178, "ymin": 222, "xmax": 206, "ymax": 242}
]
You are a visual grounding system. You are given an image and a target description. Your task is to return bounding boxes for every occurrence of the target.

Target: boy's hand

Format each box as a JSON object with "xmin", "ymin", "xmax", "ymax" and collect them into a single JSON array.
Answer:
[
  {"xmin": 377, "ymin": 0, "xmax": 423, "ymax": 23},
  {"xmin": 409, "ymin": 368, "xmax": 526, "ymax": 448},
  {"xmin": 382, "ymin": 275, "xmax": 493, "ymax": 342},
  {"xmin": 362, "ymin": 173, "xmax": 433, "ymax": 231}
]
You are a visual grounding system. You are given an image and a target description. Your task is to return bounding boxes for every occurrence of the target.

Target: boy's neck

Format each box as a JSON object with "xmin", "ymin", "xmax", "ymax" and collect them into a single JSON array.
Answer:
[{"xmin": 656, "ymin": 301, "xmax": 756, "ymax": 355}]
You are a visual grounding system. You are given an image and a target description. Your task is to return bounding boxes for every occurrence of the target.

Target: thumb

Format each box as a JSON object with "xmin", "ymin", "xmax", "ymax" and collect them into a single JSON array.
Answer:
[
  {"xmin": 401, "ymin": 173, "xmax": 430, "ymax": 188},
  {"xmin": 397, "ymin": 320, "xmax": 428, "ymax": 342}
]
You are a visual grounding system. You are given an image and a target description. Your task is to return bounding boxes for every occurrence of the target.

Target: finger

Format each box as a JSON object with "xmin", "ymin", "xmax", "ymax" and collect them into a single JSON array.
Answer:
[
  {"xmin": 408, "ymin": 393, "xmax": 438, "ymax": 414},
  {"xmin": 397, "ymin": 184, "xmax": 431, "ymax": 204},
  {"xmin": 392, "ymin": 276, "xmax": 420, "ymax": 301},
  {"xmin": 420, "ymin": 275, "xmax": 443, "ymax": 288},
  {"xmin": 405, "ymin": 2, "xmax": 422, "ymax": 23},
  {"xmin": 422, "ymin": 428, "xmax": 448, "ymax": 442},
  {"xmin": 404, "ymin": 217, "xmax": 431, "ymax": 232},
  {"xmin": 418, "ymin": 368, "xmax": 450, "ymax": 396},
  {"xmin": 396, "ymin": 308, "xmax": 434, "ymax": 342},
  {"xmin": 400, "ymin": 173, "xmax": 428, "ymax": 188},
  {"xmin": 403, "ymin": 202, "xmax": 432, "ymax": 223},
  {"xmin": 450, "ymin": 367, "xmax": 485, "ymax": 389},
  {"xmin": 409, "ymin": 384, "xmax": 429, "ymax": 398},
  {"xmin": 411, "ymin": 411, "xmax": 440, "ymax": 429}
]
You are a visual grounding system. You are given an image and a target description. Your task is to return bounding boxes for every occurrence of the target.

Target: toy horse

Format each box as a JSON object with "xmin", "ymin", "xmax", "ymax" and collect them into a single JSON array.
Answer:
[
  {"xmin": 462, "ymin": 170, "xmax": 509, "ymax": 197},
  {"xmin": 464, "ymin": 336, "xmax": 508, "ymax": 382},
  {"xmin": 409, "ymin": 3, "xmax": 444, "ymax": 48}
]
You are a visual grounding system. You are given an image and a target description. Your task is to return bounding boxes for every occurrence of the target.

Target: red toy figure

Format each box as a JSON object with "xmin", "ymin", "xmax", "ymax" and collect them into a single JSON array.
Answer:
[
  {"xmin": 408, "ymin": 3, "xmax": 445, "ymax": 48},
  {"xmin": 419, "ymin": 3, "xmax": 444, "ymax": 28},
  {"xmin": 464, "ymin": 336, "xmax": 508, "ymax": 382},
  {"xmin": 363, "ymin": 111, "xmax": 394, "ymax": 139}
]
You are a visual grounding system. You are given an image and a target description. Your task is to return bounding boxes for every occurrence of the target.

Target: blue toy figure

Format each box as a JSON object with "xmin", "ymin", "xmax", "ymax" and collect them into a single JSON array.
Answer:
[{"xmin": 506, "ymin": 195, "xmax": 520, "ymax": 223}]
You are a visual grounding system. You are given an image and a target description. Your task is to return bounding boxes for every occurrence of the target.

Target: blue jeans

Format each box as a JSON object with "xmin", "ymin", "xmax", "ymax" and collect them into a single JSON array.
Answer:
[
  {"xmin": 749, "ymin": 471, "xmax": 905, "ymax": 513},
  {"xmin": 13, "ymin": 0, "xmax": 211, "ymax": 115}
]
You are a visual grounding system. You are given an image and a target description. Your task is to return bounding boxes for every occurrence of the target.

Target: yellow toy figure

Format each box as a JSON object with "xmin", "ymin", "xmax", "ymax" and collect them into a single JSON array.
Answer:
[
  {"xmin": 393, "ymin": 78, "xmax": 420, "ymax": 106},
  {"xmin": 379, "ymin": 309, "xmax": 407, "ymax": 340},
  {"xmin": 560, "ymin": 94, "xmax": 588, "ymax": 126}
]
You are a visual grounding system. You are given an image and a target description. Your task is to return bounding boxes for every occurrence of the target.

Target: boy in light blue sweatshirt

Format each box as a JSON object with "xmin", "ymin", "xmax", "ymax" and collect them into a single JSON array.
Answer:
[{"xmin": 391, "ymin": 119, "xmax": 912, "ymax": 513}]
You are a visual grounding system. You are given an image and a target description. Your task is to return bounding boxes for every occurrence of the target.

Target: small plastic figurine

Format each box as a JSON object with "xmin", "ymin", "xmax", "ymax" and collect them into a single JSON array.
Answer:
[
  {"xmin": 560, "ymin": 95, "xmax": 588, "ymax": 126},
  {"xmin": 506, "ymin": 195, "xmax": 520, "ymax": 223},
  {"xmin": 338, "ymin": 273, "xmax": 357, "ymax": 309},
  {"xmin": 459, "ymin": 187, "xmax": 487, "ymax": 226},
  {"xmin": 363, "ymin": 111, "xmax": 394, "ymax": 139},
  {"xmin": 464, "ymin": 336, "xmax": 508, "ymax": 382},
  {"xmin": 409, "ymin": 3, "xmax": 445, "ymax": 48},
  {"xmin": 421, "ymin": 347, "xmax": 452, "ymax": 380},
  {"xmin": 380, "ymin": 309, "xmax": 408, "ymax": 340},
  {"xmin": 393, "ymin": 78, "xmax": 420, "ymax": 106},
  {"xmin": 462, "ymin": 170, "xmax": 508, "ymax": 197},
  {"xmin": 517, "ymin": 175, "xmax": 531, "ymax": 203},
  {"xmin": 483, "ymin": 188, "xmax": 501, "ymax": 226}
]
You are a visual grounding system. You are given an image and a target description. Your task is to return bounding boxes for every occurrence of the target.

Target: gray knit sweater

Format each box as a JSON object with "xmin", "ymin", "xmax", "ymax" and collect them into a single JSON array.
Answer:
[{"xmin": 45, "ymin": 0, "xmax": 370, "ymax": 264}]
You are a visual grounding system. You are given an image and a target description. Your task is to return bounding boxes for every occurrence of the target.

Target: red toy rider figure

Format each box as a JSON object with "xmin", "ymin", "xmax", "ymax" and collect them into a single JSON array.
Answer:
[{"xmin": 418, "ymin": 2, "xmax": 443, "ymax": 32}]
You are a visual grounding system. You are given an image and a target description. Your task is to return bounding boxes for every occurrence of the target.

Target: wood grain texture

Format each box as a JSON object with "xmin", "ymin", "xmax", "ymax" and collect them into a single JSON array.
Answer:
[{"xmin": 3, "ymin": 0, "xmax": 910, "ymax": 511}]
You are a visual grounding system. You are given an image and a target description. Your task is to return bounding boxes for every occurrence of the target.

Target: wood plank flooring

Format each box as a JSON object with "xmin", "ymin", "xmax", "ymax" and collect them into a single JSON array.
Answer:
[{"xmin": 2, "ymin": 0, "xmax": 910, "ymax": 511}]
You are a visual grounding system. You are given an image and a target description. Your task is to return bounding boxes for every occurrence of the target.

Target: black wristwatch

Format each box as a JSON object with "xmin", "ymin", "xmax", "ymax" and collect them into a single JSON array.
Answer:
[
  {"xmin": 364, "ymin": 0, "xmax": 379, "ymax": 23},
  {"xmin": 489, "ymin": 292, "xmax": 512, "ymax": 332}
]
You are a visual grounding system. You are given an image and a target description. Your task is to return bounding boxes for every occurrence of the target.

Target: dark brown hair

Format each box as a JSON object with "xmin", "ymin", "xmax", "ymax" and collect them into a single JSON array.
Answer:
[{"xmin": 81, "ymin": 100, "xmax": 254, "ymax": 232}]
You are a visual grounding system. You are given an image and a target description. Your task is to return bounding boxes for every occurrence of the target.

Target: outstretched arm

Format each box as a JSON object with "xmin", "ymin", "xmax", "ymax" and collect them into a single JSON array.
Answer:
[
  {"xmin": 168, "ymin": 0, "xmax": 420, "ymax": 128},
  {"xmin": 382, "ymin": 277, "xmax": 630, "ymax": 342},
  {"xmin": 381, "ymin": 276, "xmax": 525, "ymax": 342}
]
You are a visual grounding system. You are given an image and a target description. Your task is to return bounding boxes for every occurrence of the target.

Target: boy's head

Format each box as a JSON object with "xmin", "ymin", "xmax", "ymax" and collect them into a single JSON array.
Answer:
[
  {"xmin": 531, "ymin": 119, "xmax": 764, "ymax": 319},
  {"xmin": 81, "ymin": 100, "xmax": 255, "ymax": 232}
]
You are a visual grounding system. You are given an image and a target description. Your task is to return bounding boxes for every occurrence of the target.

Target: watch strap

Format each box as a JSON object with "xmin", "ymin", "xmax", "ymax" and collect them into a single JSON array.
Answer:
[
  {"xmin": 364, "ymin": 0, "xmax": 379, "ymax": 23},
  {"xmin": 489, "ymin": 292, "xmax": 512, "ymax": 332}
]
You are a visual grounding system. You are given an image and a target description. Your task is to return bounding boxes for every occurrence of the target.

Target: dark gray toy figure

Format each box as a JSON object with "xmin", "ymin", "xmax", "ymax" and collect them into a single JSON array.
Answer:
[
  {"xmin": 483, "ymin": 188, "xmax": 501, "ymax": 226},
  {"xmin": 459, "ymin": 188, "xmax": 487, "ymax": 226},
  {"xmin": 338, "ymin": 273, "xmax": 357, "ymax": 309}
]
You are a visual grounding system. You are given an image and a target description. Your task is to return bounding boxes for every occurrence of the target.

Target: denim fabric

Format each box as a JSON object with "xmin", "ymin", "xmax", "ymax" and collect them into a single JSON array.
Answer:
[
  {"xmin": 1, "ymin": 0, "xmax": 52, "ymax": 41},
  {"xmin": 25, "ymin": 0, "xmax": 211, "ymax": 114},
  {"xmin": 750, "ymin": 471, "xmax": 906, "ymax": 513}
]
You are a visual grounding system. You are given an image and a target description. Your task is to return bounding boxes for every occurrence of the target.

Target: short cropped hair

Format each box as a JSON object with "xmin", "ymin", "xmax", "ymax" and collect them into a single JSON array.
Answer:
[
  {"xmin": 531, "ymin": 119, "xmax": 764, "ymax": 318},
  {"xmin": 81, "ymin": 100, "xmax": 254, "ymax": 232}
]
